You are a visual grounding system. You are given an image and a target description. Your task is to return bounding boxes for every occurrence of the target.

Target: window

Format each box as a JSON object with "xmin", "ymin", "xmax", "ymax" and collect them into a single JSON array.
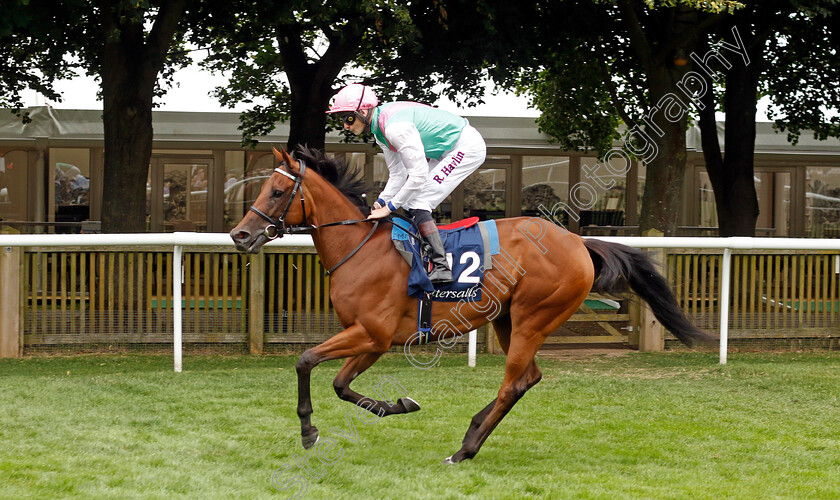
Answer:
[
  {"xmin": 162, "ymin": 163, "xmax": 208, "ymax": 231},
  {"xmin": 696, "ymin": 170, "xmax": 714, "ymax": 229},
  {"xmin": 463, "ymin": 168, "xmax": 506, "ymax": 220},
  {"xmin": 521, "ymin": 155, "xmax": 569, "ymax": 223},
  {"xmin": 223, "ymin": 152, "xmax": 273, "ymax": 229},
  {"xmin": 146, "ymin": 154, "xmax": 213, "ymax": 232},
  {"xmin": 696, "ymin": 168, "xmax": 791, "ymax": 237},
  {"xmin": 757, "ymin": 171, "xmax": 790, "ymax": 237},
  {"xmin": 806, "ymin": 166, "xmax": 840, "ymax": 237},
  {"xmin": 579, "ymin": 156, "xmax": 628, "ymax": 228},
  {"xmin": 50, "ymin": 148, "xmax": 91, "ymax": 233},
  {"xmin": 222, "ymin": 151, "xmax": 245, "ymax": 230}
]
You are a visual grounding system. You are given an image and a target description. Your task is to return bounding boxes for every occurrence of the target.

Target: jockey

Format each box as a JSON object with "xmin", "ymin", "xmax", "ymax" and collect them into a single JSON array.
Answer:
[{"xmin": 327, "ymin": 83, "xmax": 487, "ymax": 285}]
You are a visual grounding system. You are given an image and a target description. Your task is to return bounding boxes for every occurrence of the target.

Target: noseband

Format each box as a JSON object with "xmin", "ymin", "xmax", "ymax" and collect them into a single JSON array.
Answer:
[{"xmin": 249, "ymin": 159, "xmax": 312, "ymax": 239}]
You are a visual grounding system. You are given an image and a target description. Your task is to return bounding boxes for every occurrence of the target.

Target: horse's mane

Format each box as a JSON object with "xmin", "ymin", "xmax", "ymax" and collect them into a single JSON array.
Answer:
[{"xmin": 293, "ymin": 146, "xmax": 370, "ymax": 214}]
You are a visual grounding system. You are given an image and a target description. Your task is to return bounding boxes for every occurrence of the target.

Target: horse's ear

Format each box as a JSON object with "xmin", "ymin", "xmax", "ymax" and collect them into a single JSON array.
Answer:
[
  {"xmin": 272, "ymin": 147, "xmax": 286, "ymax": 164},
  {"xmin": 273, "ymin": 146, "xmax": 299, "ymax": 173}
]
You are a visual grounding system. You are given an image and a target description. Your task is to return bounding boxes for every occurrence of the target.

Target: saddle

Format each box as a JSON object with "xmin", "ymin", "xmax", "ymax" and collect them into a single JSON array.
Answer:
[{"xmin": 390, "ymin": 216, "xmax": 500, "ymax": 300}]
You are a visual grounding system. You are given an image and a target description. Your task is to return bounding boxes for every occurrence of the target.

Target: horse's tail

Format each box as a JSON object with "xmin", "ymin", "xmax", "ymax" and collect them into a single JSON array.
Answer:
[{"xmin": 584, "ymin": 238, "xmax": 716, "ymax": 347}]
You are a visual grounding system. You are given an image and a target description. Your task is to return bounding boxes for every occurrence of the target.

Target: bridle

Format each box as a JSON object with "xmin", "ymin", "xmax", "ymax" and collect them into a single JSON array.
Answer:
[
  {"xmin": 248, "ymin": 158, "xmax": 312, "ymax": 240},
  {"xmin": 247, "ymin": 156, "xmax": 380, "ymax": 274}
]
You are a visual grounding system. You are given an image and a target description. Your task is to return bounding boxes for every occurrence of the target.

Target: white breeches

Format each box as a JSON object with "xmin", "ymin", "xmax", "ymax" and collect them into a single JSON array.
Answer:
[{"xmin": 402, "ymin": 125, "xmax": 487, "ymax": 212}]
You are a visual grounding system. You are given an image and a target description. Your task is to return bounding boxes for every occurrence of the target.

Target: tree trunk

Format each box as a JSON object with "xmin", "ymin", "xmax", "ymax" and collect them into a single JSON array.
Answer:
[
  {"xmin": 101, "ymin": 88, "xmax": 155, "ymax": 233},
  {"xmin": 698, "ymin": 14, "xmax": 763, "ymax": 237},
  {"xmin": 99, "ymin": 0, "xmax": 185, "ymax": 233},
  {"xmin": 639, "ymin": 113, "xmax": 688, "ymax": 235},
  {"xmin": 286, "ymin": 90, "xmax": 332, "ymax": 152},
  {"xmin": 618, "ymin": 2, "xmax": 701, "ymax": 236},
  {"xmin": 638, "ymin": 61, "xmax": 692, "ymax": 236},
  {"xmin": 714, "ymin": 63, "xmax": 761, "ymax": 236},
  {"xmin": 279, "ymin": 24, "xmax": 361, "ymax": 152}
]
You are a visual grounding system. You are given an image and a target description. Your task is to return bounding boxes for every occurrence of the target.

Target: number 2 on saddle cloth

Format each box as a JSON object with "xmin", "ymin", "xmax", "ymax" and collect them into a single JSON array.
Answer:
[{"xmin": 390, "ymin": 216, "xmax": 501, "ymax": 338}]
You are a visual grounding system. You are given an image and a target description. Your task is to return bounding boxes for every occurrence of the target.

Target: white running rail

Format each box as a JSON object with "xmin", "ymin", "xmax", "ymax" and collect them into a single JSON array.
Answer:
[{"xmin": 4, "ymin": 233, "xmax": 840, "ymax": 368}]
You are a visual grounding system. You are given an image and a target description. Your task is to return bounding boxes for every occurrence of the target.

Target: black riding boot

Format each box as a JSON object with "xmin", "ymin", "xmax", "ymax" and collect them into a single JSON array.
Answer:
[
  {"xmin": 422, "ymin": 226, "xmax": 454, "ymax": 285},
  {"xmin": 412, "ymin": 211, "xmax": 453, "ymax": 286}
]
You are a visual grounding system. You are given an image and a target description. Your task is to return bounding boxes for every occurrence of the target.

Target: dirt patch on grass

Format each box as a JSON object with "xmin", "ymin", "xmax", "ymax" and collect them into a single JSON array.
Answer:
[{"xmin": 536, "ymin": 344, "xmax": 635, "ymax": 360}]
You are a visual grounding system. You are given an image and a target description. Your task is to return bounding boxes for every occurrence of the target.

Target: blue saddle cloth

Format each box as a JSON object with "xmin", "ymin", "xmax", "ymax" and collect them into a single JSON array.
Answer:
[{"xmin": 391, "ymin": 217, "xmax": 500, "ymax": 301}]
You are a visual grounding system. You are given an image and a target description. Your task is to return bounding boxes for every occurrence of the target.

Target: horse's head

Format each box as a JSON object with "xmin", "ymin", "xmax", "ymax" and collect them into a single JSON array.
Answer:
[{"xmin": 230, "ymin": 147, "xmax": 308, "ymax": 253}]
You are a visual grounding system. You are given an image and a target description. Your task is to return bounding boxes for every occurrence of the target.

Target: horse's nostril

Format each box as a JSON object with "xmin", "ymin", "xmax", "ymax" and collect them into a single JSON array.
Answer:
[{"xmin": 235, "ymin": 231, "xmax": 250, "ymax": 241}]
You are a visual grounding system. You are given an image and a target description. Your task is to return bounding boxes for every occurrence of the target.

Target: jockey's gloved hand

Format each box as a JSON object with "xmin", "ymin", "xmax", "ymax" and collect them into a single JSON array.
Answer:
[{"xmin": 368, "ymin": 202, "xmax": 392, "ymax": 220}]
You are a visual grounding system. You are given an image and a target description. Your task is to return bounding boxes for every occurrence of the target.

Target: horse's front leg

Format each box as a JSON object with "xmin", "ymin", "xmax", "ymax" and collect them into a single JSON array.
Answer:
[
  {"xmin": 333, "ymin": 352, "xmax": 421, "ymax": 416},
  {"xmin": 296, "ymin": 354, "xmax": 319, "ymax": 449},
  {"xmin": 295, "ymin": 322, "xmax": 387, "ymax": 449}
]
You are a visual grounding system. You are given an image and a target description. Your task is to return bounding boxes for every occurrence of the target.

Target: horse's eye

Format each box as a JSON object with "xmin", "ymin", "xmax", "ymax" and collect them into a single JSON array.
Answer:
[{"xmin": 272, "ymin": 189, "xmax": 283, "ymax": 198}]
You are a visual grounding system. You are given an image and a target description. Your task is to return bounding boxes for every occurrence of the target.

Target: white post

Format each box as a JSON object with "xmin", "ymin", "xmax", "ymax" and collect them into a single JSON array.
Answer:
[
  {"xmin": 173, "ymin": 245, "xmax": 183, "ymax": 373},
  {"xmin": 719, "ymin": 248, "xmax": 732, "ymax": 365},
  {"xmin": 468, "ymin": 329, "xmax": 477, "ymax": 367}
]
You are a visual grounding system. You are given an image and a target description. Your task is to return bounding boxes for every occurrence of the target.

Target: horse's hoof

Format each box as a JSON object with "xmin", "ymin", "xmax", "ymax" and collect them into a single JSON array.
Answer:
[
  {"xmin": 399, "ymin": 397, "xmax": 421, "ymax": 413},
  {"xmin": 444, "ymin": 450, "xmax": 473, "ymax": 463},
  {"xmin": 302, "ymin": 429, "xmax": 320, "ymax": 450}
]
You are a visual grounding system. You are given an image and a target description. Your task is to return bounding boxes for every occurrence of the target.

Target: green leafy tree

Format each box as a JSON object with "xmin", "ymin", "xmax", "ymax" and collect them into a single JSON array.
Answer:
[
  {"xmin": 97, "ymin": 0, "xmax": 191, "ymax": 233},
  {"xmin": 507, "ymin": 0, "xmax": 741, "ymax": 235},
  {"xmin": 192, "ymin": 0, "xmax": 492, "ymax": 150},
  {"xmin": 698, "ymin": 0, "xmax": 840, "ymax": 236},
  {"xmin": 0, "ymin": 0, "xmax": 76, "ymax": 119},
  {"xmin": 763, "ymin": 1, "xmax": 840, "ymax": 144},
  {"xmin": 3, "ymin": 0, "xmax": 502, "ymax": 231},
  {"xmin": 697, "ymin": 1, "xmax": 776, "ymax": 237}
]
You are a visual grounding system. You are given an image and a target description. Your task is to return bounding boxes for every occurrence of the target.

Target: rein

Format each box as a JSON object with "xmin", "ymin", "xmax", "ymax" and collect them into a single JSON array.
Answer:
[
  {"xmin": 323, "ymin": 219, "xmax": 379, "ymax": 275},
  {"xmin": 247, "ymin": 157, "xmax": 382, "ymax": 275}
]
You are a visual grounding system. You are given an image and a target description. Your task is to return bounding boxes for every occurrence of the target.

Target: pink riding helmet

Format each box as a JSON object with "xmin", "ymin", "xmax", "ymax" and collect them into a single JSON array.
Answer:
[{"xmin": 327, "ymin": 84, "xmax": 378, "ymax": 113}]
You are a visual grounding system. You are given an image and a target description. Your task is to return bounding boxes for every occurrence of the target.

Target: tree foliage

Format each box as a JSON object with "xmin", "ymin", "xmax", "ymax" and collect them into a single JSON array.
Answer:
[
  {"xmin": 503, "ymin": 1, "xmax": 741, "ymax": 234},
  {"xmin": 509, "ymin": 0, "xmax": 741, "ymax": 156},
  {"xmin": 763, "ymin": 1, "xmax": 840, "ymax": 144},
  {"xmin": 13, "ymin": 0, "xmax": 838, "ymax": 238},
  {"xmin": 1, "ymin": 0, "xmax": 193, "ymax": 232},
  {"xmin": 1, "ymin": 0, "xmax": 191, "ymax": 113},
  {"xmin": 508, "ymin": 2, "xmax": 623, "ymax": 155},
  {"xmin": 192, "ymin": 0, "xmax": 494, "ymax": 149},
  {"xmin": 508, "ymin": 0, "xmax": 840, "ymax": 237},
  {"xmin": 0, "ymin": 0, "xmax": 79, "ymax": 119},
  {"xmin": 695, "ymin": 0, "xmax": 840, "ymax": 236}
]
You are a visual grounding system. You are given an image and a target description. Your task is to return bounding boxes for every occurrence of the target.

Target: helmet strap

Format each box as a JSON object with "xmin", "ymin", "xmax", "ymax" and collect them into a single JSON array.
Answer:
[
  {"xmin": 354, "ymin": 85, "xmax": 373, "ymax": 127},
  {"xmin": 355, "ymin": 109, "xmax": 372, "ymax": 127}
]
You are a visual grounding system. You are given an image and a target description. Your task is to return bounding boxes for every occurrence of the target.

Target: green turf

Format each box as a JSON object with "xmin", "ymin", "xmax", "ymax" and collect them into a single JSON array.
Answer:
[{"xmin": 1, "ymin": 351, "xmax": 839, "ymax": 499}]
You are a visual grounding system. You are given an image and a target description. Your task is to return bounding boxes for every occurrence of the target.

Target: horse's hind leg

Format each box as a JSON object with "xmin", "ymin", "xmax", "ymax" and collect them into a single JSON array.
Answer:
[
  {"xmin": 447, "ymin": 347, "xmax": 543, "ymax": 463},
  {"xmin": 492, "ymin": 313, "xmax": 513, "ymax": 354},
  {"xmin": 461, "ymin": 314, "xmax": 513, "ymax": 442},
  {"xmin": 448, "ymin": 357, "xmax": 543, "ymax": 463},
  {"xmin": 446, "ymin": 251, "xmax": 591, "ymax": 463},
  {"xmin": 333, "ymin": 353, "xmax": 421, "ymax": 416}
]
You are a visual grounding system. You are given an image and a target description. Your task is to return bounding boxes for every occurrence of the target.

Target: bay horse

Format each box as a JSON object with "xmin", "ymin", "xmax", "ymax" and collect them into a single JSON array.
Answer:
[{"xmin": 230, "ymin": 146, "xmax": 714, "ymax": 463}]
